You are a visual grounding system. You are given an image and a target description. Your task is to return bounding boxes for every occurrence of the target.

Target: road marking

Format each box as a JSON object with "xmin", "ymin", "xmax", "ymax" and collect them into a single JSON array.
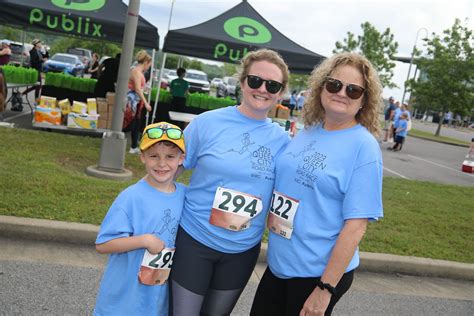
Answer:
[
  {"xmin": 4, "ymin": 111, "xmax": 31, "ymax": 122},
  {"xmin": 383, "ymin": 167, "xmax": 410, "ymax": 179},
  {"xmin": 408, "ymin": 154, "xmax": 474, "ymax": 178}
]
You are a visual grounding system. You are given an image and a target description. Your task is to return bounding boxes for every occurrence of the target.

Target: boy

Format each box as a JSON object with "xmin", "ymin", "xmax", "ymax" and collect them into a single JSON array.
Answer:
[
  {"xmin": 391, "ymin": 112, "xmax": 409, "ymax": 151},
  {"xmin": 94, "ymin": 122, "xmax": 186, "ymax": 316}
]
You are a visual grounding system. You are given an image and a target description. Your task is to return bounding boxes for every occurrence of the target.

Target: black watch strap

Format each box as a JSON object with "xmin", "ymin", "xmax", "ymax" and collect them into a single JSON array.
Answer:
[{"xmin": 316, "ymin": 280, "xmax": 337, "ymax": 295}]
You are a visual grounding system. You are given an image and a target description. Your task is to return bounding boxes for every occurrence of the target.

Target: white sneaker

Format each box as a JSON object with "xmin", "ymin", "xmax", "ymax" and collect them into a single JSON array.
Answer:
[{"xmin": 128, "ymin": 147, "xmax": 140, "ymax": 154}]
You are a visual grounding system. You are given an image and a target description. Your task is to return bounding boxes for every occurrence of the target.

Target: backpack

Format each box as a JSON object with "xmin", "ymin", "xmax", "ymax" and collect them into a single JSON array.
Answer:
[{"xmin": 10, "ymin": 92, "xmax": 23, "ymax": 112}]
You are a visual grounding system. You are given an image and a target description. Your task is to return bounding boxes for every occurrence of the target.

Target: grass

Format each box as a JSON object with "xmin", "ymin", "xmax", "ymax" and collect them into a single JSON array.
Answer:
[
  {"xmin": 409, "ymin": 128, "xmax": 470, "ymax": 147},
  {"xmin": 0, "ymin": 127, "xmax": 473, "ymax": 263}
]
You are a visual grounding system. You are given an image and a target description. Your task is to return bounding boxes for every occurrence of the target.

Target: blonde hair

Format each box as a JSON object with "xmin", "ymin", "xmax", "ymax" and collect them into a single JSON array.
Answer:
[
  {"xmin": 303, "ymin": 52, "xmax": 383, "ymax": 136},
  {"xmin": 238, "ymin": 49, "xmax": 289, "ymax": 93},
  {"xmin": 135, "ymin": 50, "xmax": 152, "ymax": 65}
]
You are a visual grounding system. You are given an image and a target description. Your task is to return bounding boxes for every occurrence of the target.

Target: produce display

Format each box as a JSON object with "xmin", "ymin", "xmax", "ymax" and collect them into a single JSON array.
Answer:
[
  {"xmin": 44, "ymin": 72, "xmax": 97, "ymax": 93},
  {"xmin": 1, "ymin": 65, "xmax": 38, "ymax": 85},
  {"xmin": 148, "ymin": 87, "xmax": 173, "ymax": 104},
  {"xmin": 185, "ymin": 93, "xmax": 236, "ymax": 110}
]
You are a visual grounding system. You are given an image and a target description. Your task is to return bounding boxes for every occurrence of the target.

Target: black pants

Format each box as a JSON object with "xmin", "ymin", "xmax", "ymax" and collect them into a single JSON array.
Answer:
[{"xmin": 250, "ymin": 267, "xmax": 354, "ymax": 316}]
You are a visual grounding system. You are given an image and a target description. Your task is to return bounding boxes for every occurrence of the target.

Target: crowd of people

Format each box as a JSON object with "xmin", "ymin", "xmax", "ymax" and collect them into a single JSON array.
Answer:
[
  {"xmin": 93, "ymin": 49, "xmax": 385, "ymax": 316},
  {"xmin": 382, "ymin": 96, "xmax": 412, "ymax": 152}
]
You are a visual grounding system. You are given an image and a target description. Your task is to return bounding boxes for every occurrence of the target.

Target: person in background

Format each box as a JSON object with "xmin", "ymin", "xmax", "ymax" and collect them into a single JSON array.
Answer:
[
  {"xmin": 94, "ymin": 53, "xmax": 121, "ymax": 97},
  {"xmin": 169, "ymin": 67, "xmax": 189, "ymax": 112},
  {"xmin": 383, "ymin": 96, "xmax": 397, "ymax": 142},
  {"xmin": 296, "ymin": 90, "xmax": 306, "ymax": 112},
  {"xmin": 390, "ymin": 112, "xmax": 409, "ymax": 151},
  {"xmin": 0, "ymin": 68, "xmax": 6, "ymax": 121},
  {"xmin": 125, "ymin": 50, "xmax": 153, "ymax": 154},
  {"xmin": 22, "ymin": 39, "xmax": 45, "ymax": 101},
  {"xmin": 170, "ymin": 49, "xmax": 291, "ymax": 316},
  {"xmin": 88, "ymin": 53, "xmax": 100, "ymax": 79},
  {"xmin": 0, "ymin": 41, "xmax": 12, "ymax": 66},
  {"xmin": 289, "ymin": 89, "xmax": 297, "ymax": 116},
  {"xmin": 94, "ymin": 122, "xmax": 186, "ymax": 315},
  {"xmin": 251, "ymin": 52, "xmax": 384, "ymax": 316}
]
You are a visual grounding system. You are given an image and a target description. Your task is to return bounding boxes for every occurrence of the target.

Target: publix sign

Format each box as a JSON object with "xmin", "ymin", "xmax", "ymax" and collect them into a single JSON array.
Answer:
[
  {"xmin": 214, "ymin": 17, "xmax": 272, "ymax": 61},
  {"xmin": 29, "ymin": 0, "xmax": 105, "ymax": 37}
]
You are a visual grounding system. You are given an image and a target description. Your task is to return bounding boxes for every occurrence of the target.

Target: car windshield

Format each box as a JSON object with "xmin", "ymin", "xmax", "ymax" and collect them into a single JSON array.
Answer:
[
  {"xmin": 186, "ymin": 73, "xmax": 208, "ymax": 81},
  {"xmin": 52, "ymin": 55, "xmax": 76, "ymax": 64},
  {"xmin": 168, "ymin": 70, "xmax": 177, "ymax": 76},
  {"xmin": 68, "ymin": 49, "xmax": 85, "ymax": 56}
]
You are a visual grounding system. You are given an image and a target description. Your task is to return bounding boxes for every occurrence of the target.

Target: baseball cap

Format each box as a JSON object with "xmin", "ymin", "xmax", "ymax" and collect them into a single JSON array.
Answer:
[
  {"xmin": 31, "ymin": 39, "xmax": 42, "ymax": 45},
  {"xmin": 1, "ymin": 40, "xmax": 10, "ymax": 46},
  {"xmin": 139, "ymin": 122, "xmax": 185, "ymax": 153}
]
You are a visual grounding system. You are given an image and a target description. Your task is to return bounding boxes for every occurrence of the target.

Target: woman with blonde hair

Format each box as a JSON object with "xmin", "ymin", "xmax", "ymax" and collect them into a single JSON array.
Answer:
[
  {"xmin": 251, "ymin": 52, "xmax": 384, "ymax": 316},
  {"xmin": 125, "ymin": 50, "xmax": 152, "ymax": 154}
]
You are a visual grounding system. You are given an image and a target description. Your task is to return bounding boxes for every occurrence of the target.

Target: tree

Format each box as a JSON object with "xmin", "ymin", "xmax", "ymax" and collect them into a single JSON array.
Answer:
[
  {"xmin": 334, "ymin": 22, "xmax": 399, "ymax": 88},
  {"xmin": 50, "ymin": 37, "xmax": 120, "ymax": 59},
  {"xmin": 408, "ymin": 19, "xmax": 473, "ymax": 136}
]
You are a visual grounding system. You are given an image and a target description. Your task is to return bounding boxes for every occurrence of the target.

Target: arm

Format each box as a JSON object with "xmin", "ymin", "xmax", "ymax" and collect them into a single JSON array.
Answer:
[
  {"xmin": 300, "ymin": 218, "xmax": 368, "ymax": 316},
  {"xmin": 131, "ymin": 68, "xmax": 151, "ymax": 111},
  {"xmin": 96, "ymin": 233, "xmax": 165, "ymax": 255}
]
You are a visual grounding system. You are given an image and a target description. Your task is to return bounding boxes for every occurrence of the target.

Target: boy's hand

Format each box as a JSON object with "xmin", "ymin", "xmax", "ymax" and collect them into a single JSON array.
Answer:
[{"xmin": 142, "ymin": 234, "xmax": 165, "ymax": 254}]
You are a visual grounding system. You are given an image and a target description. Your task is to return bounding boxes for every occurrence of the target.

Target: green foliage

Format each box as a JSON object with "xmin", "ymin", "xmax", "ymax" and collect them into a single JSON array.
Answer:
[
  {"xmin": 334, "ymin": 22, "xmax": 399, "ymax": 88},
  {"xmin": 50, "ymin": 37, "xmax": 121, "ymax": 59},
  {"xmin": 408, "ymin": 19, "xmax": 474, "ymax": 128},
  {"xmin": 289, "ymin": 74, "xmax": 309, "ymax": 92}
]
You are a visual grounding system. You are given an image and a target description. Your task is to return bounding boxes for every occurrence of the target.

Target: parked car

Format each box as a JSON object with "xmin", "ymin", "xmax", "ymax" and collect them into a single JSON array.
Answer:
[
  {"xmin": 67, "ymin": 47, "xmax": 92, "ymax": 70},
  {"xmin": 7, "ymin": 41, "xmax": 32, "ymax": 67},
  {"xmin": 211, "ymin": 77, "xmax": 223, "ymax": 88},
  {"xmin": 43, "ymin": 53, "xmax": 85, "ymax": 77},
  {"xmin": 165, "ymin": 69, "xmax": 178, "ymax": 82},
  {"xmin": 185, "ymin": 69, "xmax": 210, "ymax": 93},
  {"xmin": 217, "ymin": 76, "xmax": 238, "ymax": 97}
]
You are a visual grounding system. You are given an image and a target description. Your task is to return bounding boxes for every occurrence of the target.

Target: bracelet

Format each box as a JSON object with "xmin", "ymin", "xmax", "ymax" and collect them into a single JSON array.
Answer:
[{"xmin": 316, "ymin": 279, "xmax": 337, "ymax": 296}]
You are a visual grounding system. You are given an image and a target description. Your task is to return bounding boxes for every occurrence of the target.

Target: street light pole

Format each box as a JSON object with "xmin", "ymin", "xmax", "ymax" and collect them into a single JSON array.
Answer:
[{"xmin": 401, "ymin": 27, "xmax": 428, "ymax": 105}]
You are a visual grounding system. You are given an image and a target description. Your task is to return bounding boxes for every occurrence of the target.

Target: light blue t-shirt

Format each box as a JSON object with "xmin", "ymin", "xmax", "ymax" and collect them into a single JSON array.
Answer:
[
  {"xmin": 94, "ymin": 179, "xmax": 186, "ymax": 316},
  {"xmin": 182, "ymin": 106, "xmax": 290, "ymax": 253},
  {"xmin": 396, "ymin": 119, "xmax": 408, "ymax": 137},
  {"xmin": 393, "ymin": 107, "xmax": 403, "ymax": 128},
  {"xmin": 267, "ymin": 124, "xmax": 383, "ymax": 279}
]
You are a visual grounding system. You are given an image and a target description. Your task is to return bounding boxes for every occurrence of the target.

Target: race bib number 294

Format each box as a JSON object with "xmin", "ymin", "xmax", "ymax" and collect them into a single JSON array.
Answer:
[
  {"xmin": 210, "ymin": 187, "xmax": 263, "ymax": 231},
  {"xmin": 138, "ymin": 248, "xmax": 175, "ymax": 286}
]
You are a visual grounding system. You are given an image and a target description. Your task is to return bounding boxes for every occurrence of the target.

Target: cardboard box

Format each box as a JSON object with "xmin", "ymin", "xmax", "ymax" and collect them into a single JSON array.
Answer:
[
  {"xmin": 106, "ymin": 92, "xmax": 115, "ymax": 106},
  {"xmin": 97, "ymin": 98, "xmax": 108, "ymax": 114},
  {"xmin": 98, "ymin": 118, "xmax": 108, "ymax": 129},
  {"xmin": 39, "ymin": 96, "xmax": 57, "ymax": 108},
  {"xmin": 277, "ymin": 107, "xmax": 290, "ymax": 120},
  {"xmin": 72, "ymin": 101, "xmax": 87, "ymax": 114},
  {"xmin": 58, "ymin": 99, "xmax": 71, "ymax": 115},
  {"xmin": 87, "ymin": 98, "xmax": 97, "ymax": 115},
  {"xmin": 267, "ymin": 105, "xmax": 277, "ymax": 118},
  {"xmin": 107, "ymin": 103, "xmax": 114, "ymax": 113},
  {"xmin": 107, "ymin": 111, "xmax": 114, "ymax": 121},
  {"xmin": 106, "ymin": 119, "xmax": 113, "ymax": 129},
  {"xmin": 34, "ymin": 106, "xmax": 61, "ymax": 125},
  {"xmin": 67, "ymin": 113, "xmax": 99, "ymax": 129}
]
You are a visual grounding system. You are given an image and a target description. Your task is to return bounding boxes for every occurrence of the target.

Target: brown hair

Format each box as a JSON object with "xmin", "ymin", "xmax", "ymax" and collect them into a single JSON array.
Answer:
[
  {"xmin": 135, "ymin": 50, "xmax": 152, "ymax": 65},
  {"xmin": 303, "ymin": 52, "xmax": 383, "ymax": 136},
  {"xmin": 237, "ymin": 49, "xmax": 289, "ymax": 93}
]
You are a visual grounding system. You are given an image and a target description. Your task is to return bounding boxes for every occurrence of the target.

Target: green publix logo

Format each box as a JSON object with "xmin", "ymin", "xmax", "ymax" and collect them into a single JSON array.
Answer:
[
  {"xmin": 214, "ymin": 17, "xmax": 272, "ymax": 61},
  {"xmin": 29, "ymin": 0, "xmax": 106, "ymax": 38}
]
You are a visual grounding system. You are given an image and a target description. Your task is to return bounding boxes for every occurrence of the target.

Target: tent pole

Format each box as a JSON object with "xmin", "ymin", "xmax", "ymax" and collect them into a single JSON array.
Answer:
[
  {"xmin": 146, "ymin": 48, "xmax": 156, "ymax": 125},
  {"xmin": 20, "ymin": 30, "xmax": 26, "ymax": 66},
  {"xmin": 151, "ymin": 52, "xmax": 167, "ymax": 123}
]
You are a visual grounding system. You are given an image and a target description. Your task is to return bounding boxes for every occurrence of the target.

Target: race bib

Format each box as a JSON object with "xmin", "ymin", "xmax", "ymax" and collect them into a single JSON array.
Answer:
[
  {"xmin": 138, "ymin": 248, "xmax": 175, "ymax": 286},
  {"xmin": 267, "ymin": 191, "xmax": 299, "ymax": 239},
  {"xmin": 210, "ymin": 187, "xmax": 263, "ymax": 231}
]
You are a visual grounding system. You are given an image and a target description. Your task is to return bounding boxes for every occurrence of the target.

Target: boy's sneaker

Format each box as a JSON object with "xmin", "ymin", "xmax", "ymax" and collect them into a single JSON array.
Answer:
[{"xmin": 128, "ymin": 147, "xmax": 140, "ymax": 154}]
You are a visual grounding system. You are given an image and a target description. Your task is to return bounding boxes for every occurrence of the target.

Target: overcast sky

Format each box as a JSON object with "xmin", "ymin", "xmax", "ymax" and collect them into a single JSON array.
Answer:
[{"xmin": 135, "ymin": 0, "xmax": 473, "ymax": 102}]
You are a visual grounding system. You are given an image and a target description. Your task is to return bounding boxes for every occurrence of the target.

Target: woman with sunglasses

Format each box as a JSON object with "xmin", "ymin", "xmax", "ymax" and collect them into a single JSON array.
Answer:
[
  {"xmin": 170, "ymin": 49, "xmax": 291, "ymax": 316},
  {"xmin": 251, "ymin": 52, "xmax": 384, "ymax": 316}
]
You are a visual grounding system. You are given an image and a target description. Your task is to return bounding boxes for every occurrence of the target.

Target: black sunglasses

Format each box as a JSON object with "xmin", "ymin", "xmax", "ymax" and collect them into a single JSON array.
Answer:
[
  {"xmin": 246, "ymin": 75, "xmax": 283, "ymax": 94},
  {"xmin": 324, "ymin": 77, "xmax": 365, "ymax": 100}
]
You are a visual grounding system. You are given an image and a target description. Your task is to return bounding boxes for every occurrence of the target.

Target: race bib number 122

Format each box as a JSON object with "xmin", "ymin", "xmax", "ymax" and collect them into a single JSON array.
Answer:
[
  {"xmin": 267, "ymin": 191, "xmax": 299, "ymax": 239},
  {"xmin": 210, "ymin": 187, "xmax": 263, "ymax": 231}
]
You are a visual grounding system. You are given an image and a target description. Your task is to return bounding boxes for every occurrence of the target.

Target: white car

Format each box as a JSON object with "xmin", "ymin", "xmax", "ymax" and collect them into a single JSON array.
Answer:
[
  {"xmin": 185, "ymin": 69, "xmax": 210, "ymax": 94},
  {"xmin": 211, "ymin": 77, "xmax": 223, "ymax": 88}
]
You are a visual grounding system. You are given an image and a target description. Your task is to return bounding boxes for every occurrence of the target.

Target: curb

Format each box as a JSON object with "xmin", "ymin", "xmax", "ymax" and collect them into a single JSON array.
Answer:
[
  {"xmin": 2, "ymin": 215, "xmax": 474, "ymax": 281},
  {"xmin": 408, "ymin": 134, "xmax": 470, "ymax": 148}
]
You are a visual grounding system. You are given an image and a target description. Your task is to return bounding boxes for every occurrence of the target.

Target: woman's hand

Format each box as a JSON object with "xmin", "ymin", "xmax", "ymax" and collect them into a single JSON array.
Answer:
[
  {"xmin": 144, "ymin": 101, "xmax": 152, "ymax": 112},
  {"xmin": 299, "ymin": 287, "xmax": 331, "ymax": 316},
  {"xmin": 141, "ymin": 234, "xmax": 164, "ymax": 254}
]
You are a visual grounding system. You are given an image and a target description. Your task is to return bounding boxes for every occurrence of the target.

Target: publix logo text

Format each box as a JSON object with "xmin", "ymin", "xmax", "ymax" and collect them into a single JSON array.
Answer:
[
  {"xmin": 29, "ymin": 8, "xmax": 103, "ymax": 37},
  {"xmin": 214, "ymin": 17, "xmax": 272, "ymax": 61}
]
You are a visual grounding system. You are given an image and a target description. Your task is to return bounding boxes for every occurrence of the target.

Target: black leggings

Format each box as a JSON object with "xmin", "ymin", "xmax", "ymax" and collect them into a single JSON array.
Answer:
[
  {"xmin": 170, "ymin": 226, "xmax": 261, "ymax": 316},
  {"xmin": 250, "ymin": 267, "xmax": 354, "ymax": 316}
]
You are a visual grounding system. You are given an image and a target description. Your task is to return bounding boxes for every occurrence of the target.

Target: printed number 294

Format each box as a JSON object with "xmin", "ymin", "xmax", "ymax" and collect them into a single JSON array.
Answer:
[{"xmin": 218, "ymin": 191, "xmax": 258, "ymax": 217}]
